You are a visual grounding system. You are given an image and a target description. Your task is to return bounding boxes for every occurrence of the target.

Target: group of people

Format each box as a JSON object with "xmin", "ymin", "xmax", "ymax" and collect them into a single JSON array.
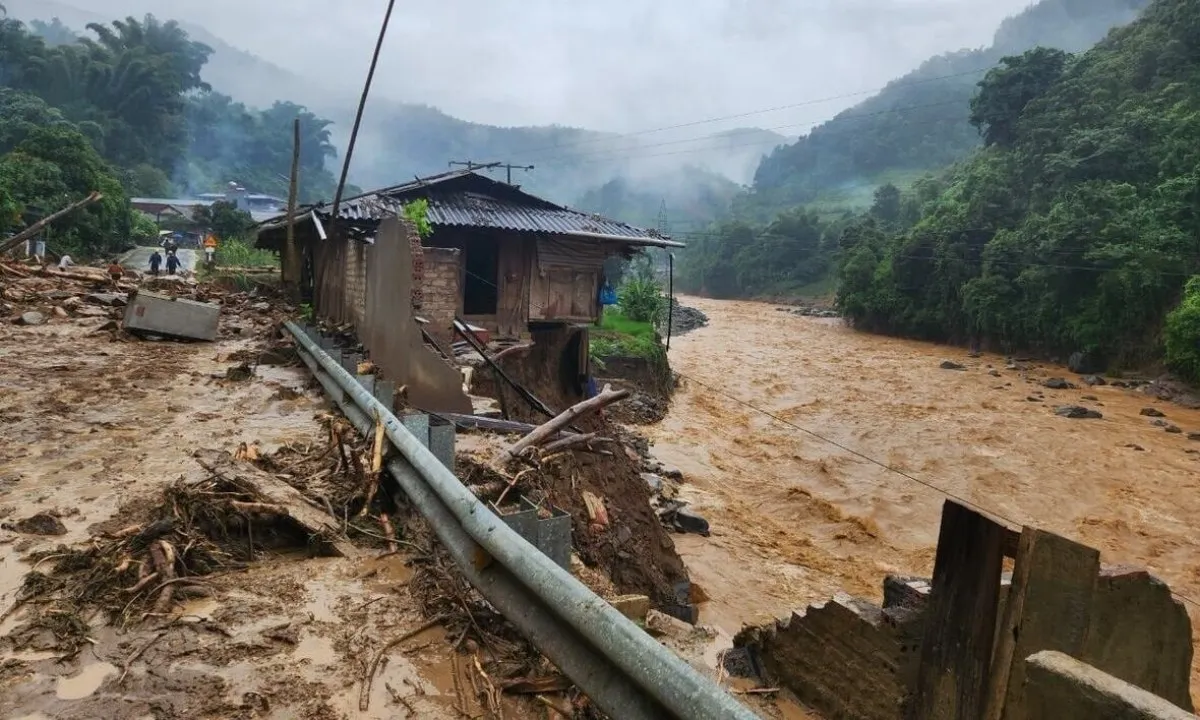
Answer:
[{"xmin": 148, "ymin": 249, "xmax": 182, "ymax": 276}]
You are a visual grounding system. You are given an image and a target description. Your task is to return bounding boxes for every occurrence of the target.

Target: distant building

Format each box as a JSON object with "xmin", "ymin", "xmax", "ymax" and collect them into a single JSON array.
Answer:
[{"xmin": 131, "ymin": 182, "xmax": 285, "ymax": 225}]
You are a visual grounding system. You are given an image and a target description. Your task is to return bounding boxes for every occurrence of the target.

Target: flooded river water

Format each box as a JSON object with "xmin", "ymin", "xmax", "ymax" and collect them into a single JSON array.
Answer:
[{"xmin": 649, "ymin": 296, "xmax": 1200, "ymax": 698}]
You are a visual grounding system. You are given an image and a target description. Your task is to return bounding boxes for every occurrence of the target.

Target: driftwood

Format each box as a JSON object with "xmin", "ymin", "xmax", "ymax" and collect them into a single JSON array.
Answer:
[
  {"xmin": 0, "ymin": 191, "xmax": 104, "ymax": 255},
  {"xmin": 504, "ymin": 384, "xmax": 629, "ymax": 460},
  {"xmin": 193, "ymin": 449, "xmax": 358, "ymax": 558}
]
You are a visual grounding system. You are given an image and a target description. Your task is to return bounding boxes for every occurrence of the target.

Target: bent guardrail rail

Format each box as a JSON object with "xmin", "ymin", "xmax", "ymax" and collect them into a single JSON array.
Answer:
[{"xmin": 285, "ymin": 320, "xmax": 759, "ymax": 720}]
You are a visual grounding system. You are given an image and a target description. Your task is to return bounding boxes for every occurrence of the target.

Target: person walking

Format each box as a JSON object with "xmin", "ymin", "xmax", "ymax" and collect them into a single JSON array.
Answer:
[
  {"xmin": 165, "ymin": 251, "xmax": 181, "ymax": 275},
  {"xmin": 149, "ymin": 250, "xmax": 162, "ymax": 276},
  {"xmin": 107, "ymin": 259, "xmax": 124, "ymax": 288}
]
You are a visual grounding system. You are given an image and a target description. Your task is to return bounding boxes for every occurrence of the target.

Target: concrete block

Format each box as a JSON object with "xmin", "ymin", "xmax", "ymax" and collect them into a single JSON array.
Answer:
[
  {"xmin": 428, "ymin": 416, "xmax": 455, "ymax": 470},
  {"xmin": 123, "ymin": 291, "xmax": 219, "ymax": 341},
  {"xmin": 400, "ymin": 413, "xmax": 430, "ymax": 447},
  {"xmin": 1024, "ymin": 651, "xmax": 1195, "ymax": 720},
  {"xmin": 373, "ymin": 380, "xmax": 396, "ymax": 410},
  {"xmin": 340, "ymin": 352, "xmax": 362, "ymax": 375},
  {"xmin": 610, "ymin": 594, "xmax": 651, "ymax": 621}
]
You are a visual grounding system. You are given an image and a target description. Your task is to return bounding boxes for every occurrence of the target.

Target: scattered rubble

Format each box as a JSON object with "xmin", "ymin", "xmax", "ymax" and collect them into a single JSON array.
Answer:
[
  {"xmin": 1043, "ymin": 377, "xmax": 1076, "ymax": 390},
  {"xmin": 939, "ymin": 360, "xmax": 966, "ymax": 371},
  {"xmin": 663, "ymin": 298, "xmax": 709, "ymax": 336},
  {"xmin": 776, "ymin": 304, "xmax": 840, "ymax": 318}
]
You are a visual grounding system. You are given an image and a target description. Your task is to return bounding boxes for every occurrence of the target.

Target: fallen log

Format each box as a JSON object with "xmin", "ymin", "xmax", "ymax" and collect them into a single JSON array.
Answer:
[
  {"xmin": 193, "ymin": 448, "xmax": 359, "ymax": 558},
  {"xmin": 540, "ymin": 432, "xmax": 614, "ymax": 455},
  {"xmin": 0, "ymin": 191, "xmax": 104, "ymax": 255},
  {"xmin": 504, "ymin": 384, "xmax": 629, "ymax": 460}
]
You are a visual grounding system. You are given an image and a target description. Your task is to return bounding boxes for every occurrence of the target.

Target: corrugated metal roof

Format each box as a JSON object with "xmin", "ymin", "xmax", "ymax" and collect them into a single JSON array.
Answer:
[{"xmin": 256, "ymin": 170, "xmax": 684, "ymax": 248}]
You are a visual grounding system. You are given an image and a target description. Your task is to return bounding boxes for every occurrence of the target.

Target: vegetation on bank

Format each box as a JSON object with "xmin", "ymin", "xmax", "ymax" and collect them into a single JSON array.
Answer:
[
  {"xmin": 591, "ymin": 260, "xmax": 669, "ymax": 363},
  {"xmin": 672, "ymin": 0, "xmax": 1200, "ymax": 382},
  {"xmin": 837, "ymin": 0, "xmax": 1200, "ymax": 379}
]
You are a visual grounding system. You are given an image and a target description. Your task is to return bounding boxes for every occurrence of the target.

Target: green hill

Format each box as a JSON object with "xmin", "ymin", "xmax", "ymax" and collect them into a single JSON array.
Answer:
[
  {"xmin": 836, "ymin": 0, "xmax": 1200, "ymax": 379},
  {"xmin": 747, "ymin": 0, "xmax": 1151, "ymax": 215}
]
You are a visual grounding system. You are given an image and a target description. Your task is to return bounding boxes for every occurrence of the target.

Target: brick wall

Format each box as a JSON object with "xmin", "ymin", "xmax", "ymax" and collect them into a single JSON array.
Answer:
[
  {"xmin": 344, "ymin": 241, "xmax": 367, "ymax": 328},
  {"xmin": 420, "ymin": 246, "xmax": 461, "ymax": 341},
  {"xmin": 410, "ymin": 229, "xmax": 424, "ymax": 311}
]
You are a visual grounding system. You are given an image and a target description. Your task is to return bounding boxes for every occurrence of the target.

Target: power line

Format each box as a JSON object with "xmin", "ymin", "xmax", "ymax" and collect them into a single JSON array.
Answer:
[
  {"xmin": 511, "ymin": 66, "xmax": 997, "ymax": 158},
  {"xmin": 452, "ymin": 264, "xmax": 1200, "ymax": 610},
  {"xmin": 520, "ymin": 100, "xmax": 967, "ymax": 165}
]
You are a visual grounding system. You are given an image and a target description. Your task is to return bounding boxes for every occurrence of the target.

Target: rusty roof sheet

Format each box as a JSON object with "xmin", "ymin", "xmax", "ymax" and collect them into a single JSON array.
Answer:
[{"xmin": 257, "ymin": 170, "xmax": 683, "ymax": 247}]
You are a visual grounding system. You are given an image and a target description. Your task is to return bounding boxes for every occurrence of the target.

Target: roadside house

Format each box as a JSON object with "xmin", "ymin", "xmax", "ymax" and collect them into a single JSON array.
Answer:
[{"xmin": 254, "ymin": 169, "xmax": 683, "ymax": 340}]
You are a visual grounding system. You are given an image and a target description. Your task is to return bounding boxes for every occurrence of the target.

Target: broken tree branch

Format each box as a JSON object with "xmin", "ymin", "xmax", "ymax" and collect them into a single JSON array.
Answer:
[
  {"xmin": 0, "ymin": 191, "xmax": 104, "ymax": 255},
  {"xmin": 360, "ymin": 615, "xmax": 446, "ymax": 712},
  {"xmin": 504, "ymin": 384, "xmax": 629, "ymax": 460},
  {"xmin": 539, "ymin": 432, "xmax": 614, "ymax": 455}
]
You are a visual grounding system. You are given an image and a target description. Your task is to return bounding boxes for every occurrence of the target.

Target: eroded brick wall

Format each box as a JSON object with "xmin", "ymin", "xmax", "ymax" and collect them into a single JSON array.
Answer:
[{"xmin": 420, "ymin": 246, "xmax": 461, "ymax": 341}]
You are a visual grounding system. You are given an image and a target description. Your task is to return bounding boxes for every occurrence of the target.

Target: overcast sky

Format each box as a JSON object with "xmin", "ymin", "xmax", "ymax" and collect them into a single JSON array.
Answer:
[{"xmin": 16, "ymin": 0, "xmax": 1035, "ymax": 132}]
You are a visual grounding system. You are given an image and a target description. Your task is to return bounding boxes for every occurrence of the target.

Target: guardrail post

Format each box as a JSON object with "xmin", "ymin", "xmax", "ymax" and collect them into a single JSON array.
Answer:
[{"xmin": 428, "ymin": 415, "xmax": 455, "ymax": 470}]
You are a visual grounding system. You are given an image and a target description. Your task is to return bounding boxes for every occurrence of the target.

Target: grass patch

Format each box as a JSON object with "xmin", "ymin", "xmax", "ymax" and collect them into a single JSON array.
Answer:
[
  {"xmin": 591, "ymin": 308, "xmax": 665, "ymax": 362},
  {"xmin": 216, "ymin": 238, "xmax": 279, "ymax": 268}
]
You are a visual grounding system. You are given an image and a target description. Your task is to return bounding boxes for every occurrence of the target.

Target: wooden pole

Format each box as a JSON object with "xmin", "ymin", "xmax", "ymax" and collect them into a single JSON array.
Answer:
[
  {"xmin": 327, "ymin": 0, "xmax": 397, "ymax": 240},
  {"xmin": 0, "ymin": 191, "xmax": 103, "ymax": 255},
  {"xmin": 284, "ymin": 117, "xmax": 301, "ymax": 300}
]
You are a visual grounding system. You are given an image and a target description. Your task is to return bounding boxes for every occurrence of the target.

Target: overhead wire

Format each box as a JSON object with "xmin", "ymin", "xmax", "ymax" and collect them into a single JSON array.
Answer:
[
  {"xmin": 509, "ymin": 66, "xmax": 997, "ymax": 158},
  {"xmin": 452, "ymin": 262, "xmax": 1200, "ymax": 612}
]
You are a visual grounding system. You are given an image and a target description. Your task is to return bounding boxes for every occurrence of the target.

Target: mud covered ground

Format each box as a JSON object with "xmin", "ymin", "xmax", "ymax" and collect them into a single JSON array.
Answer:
[
  {"xmin": 650, "ymin": 296, "xmax": 1200, "ymax": 705},
  {"xmin": 0, "ymin": 286, "xmax": 500, "ymax": 719}
]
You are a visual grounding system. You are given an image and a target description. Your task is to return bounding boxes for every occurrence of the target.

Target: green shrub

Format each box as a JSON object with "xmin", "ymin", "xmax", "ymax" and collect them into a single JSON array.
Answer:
[
  {"xmin": 217, "ymin": 237, "xmax": 278, "ymax": 268},
  {"xmin": 617, "ymin": 274, "xmax": 663, "ymax": 323},
  {"xmin": 1165, "ymin": 276, "xmax": 1200, "ymax": 382}
]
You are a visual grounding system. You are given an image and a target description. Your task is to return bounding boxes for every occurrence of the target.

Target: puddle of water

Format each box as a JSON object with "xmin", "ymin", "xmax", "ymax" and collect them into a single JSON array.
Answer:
[
  {"xmin": 55, "ymin": 661, "xmax": 117, "ymax": 700},
  {"xmin": 177, "ymin": 597, "xmax": 220, "ymax": 620},
  {"xmin": 294, "ymin": 634, "xmax": 335, "ymax": 665}
]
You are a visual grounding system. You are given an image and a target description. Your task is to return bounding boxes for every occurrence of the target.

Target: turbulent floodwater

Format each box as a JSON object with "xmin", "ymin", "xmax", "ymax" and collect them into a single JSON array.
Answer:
[{"xmin": 650, "ymin": 296, "xmax": 1200, "ymax": 699}]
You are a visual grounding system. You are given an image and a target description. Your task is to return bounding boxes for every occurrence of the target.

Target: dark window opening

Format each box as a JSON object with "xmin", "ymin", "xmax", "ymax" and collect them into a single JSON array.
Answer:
[{"xmin": 463, "ymin": 241, "xmax": 499, "ymax": 315}]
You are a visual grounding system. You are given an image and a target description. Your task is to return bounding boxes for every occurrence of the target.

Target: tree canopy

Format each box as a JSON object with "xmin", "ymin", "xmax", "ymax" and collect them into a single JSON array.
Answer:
[
  {"xmin": 0, "ymin": 12, "xmax": 344, "ymax": 258},
  {"xmin": 835, "ymin": 0, "xmax": 1200, "ymax": 378}
]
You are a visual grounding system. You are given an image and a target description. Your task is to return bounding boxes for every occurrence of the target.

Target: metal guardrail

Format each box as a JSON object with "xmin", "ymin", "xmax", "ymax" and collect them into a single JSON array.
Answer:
[{"xmin": 285, "ymin": 321, "xmax": 759, "ymax": 720}]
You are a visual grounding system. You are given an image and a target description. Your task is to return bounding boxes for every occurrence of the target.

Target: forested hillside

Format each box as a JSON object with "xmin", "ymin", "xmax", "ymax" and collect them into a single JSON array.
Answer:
[
  {"xmin": 747, "ymin": 0, "xmax": 1150, "ymax": 214},
  {"xmin": 0, "ymin": 10, "xmax": 344, "ymax": 257},
  {"xmin": 837, "ymin": 0, "xmax": 1200, "ymax": 380},
  {"xmin": 574, "ymin": 167, "xmax": 742, "ymax": 231},
  {"xmin": 676, "ymin": 0, "xmax": 1154, "ymax": 301}
]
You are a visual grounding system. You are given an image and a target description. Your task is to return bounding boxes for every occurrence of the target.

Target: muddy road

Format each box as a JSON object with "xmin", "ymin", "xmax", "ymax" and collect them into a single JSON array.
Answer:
[
  {"xmin": 650, "ymin": 296, "xmax": 1200, "ymax": 696},
  {"xmin": 0, "ymin": 310, "xmax": 470, "ymax": 719}
]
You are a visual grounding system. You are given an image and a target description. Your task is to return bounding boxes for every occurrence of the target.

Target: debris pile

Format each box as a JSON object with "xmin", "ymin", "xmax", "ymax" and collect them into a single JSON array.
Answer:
[
  {"xmin": 663, "ymin": 298, "xmax": 709, "ymax": 336},
  {"xmin": 776, "ymin": 304, "xmax": 840, "ymax": 319}
]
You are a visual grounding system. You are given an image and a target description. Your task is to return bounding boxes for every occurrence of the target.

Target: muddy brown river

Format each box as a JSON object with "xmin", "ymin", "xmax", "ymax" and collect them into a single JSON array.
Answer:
[{"xmin": 649, "ymin": 296, "xmax": 1200, "ymax": 701}]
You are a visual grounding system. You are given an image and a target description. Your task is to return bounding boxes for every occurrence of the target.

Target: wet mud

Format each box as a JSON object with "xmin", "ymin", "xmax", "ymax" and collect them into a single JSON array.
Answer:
[{"xmin": 0, "ymin": 318, "xmax": 469, "ymax": 719}]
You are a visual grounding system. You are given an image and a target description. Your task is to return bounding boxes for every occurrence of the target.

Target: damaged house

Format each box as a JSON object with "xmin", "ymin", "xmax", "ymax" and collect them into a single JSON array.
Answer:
[{"xmin": 255, "ymin": 169, "xmax": 683, "ymax": 343}]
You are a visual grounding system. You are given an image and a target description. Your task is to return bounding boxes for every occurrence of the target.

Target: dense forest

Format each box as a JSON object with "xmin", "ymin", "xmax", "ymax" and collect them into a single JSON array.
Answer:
[
  {"xmin": 676, "ymin": 0, "xmax": 1154, "ymax": 296},
  {"xmin": 676, "ymin": 0, "xmax": 1200, "ymax": 381},
  {"xmin": 0, "ymin": 9, "xmax": 344, "ymax": 257},
  {"xmin": 837, "ymin": 0, "xmax": 1200, "ymax": 379},
  {"xmin": 746, "ymin": 0, "xmax": 1150, "ymax": 216}
]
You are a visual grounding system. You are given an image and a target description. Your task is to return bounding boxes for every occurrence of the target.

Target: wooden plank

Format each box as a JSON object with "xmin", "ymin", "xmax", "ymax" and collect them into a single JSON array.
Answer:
[
  {"xmin": 983, "ymin": 528, "xmax": 1099, "ymax": 720},
  {"xmin": 433, "ymin": 412, "xmax": 576, "ymax": 439},
  {"xmin": 193, "ymin": 449, "xmax": 360, "ymax": 558},
  {"xmin": 906, "ymin": 500, "xmax": 1007, "ymax": 720}
]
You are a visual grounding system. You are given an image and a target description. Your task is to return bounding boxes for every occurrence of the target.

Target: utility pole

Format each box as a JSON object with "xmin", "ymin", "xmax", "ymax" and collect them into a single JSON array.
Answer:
[
  {"xmin": 656, "ymin": 198, "xmax": 670, "ymax": 237},
  {"xmin": 328, "ymin": 0, "xmax": 397, "ymax": 240},
  {"xmin": 449, "ymin": 160, "xmax": 534, "ymax": 185},
  {"xmin": 283, "ymin": 117, "xmax": 301, "ymax": 301}
]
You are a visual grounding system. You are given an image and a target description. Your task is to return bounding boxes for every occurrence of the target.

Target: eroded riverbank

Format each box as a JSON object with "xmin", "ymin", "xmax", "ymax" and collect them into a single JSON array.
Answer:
[{"xmin": 649, "ymin": 295, "xmax": 1200, "ymax": 700}]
